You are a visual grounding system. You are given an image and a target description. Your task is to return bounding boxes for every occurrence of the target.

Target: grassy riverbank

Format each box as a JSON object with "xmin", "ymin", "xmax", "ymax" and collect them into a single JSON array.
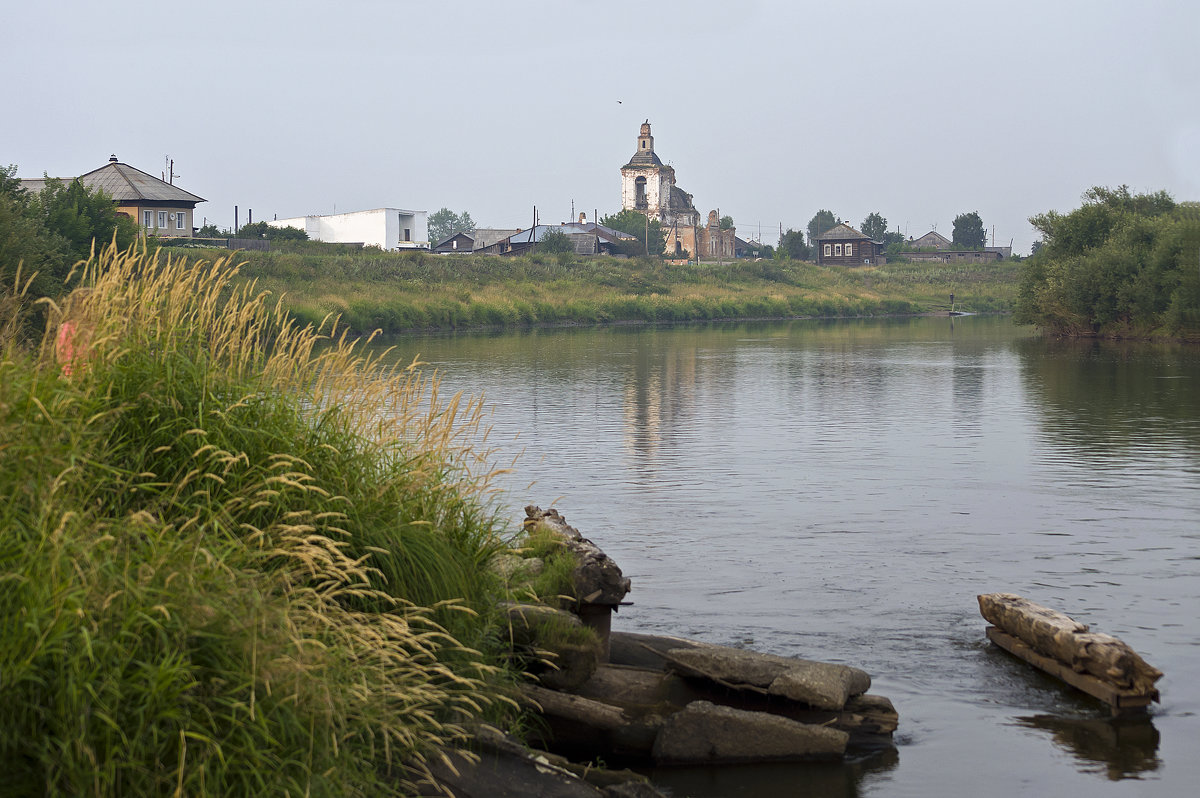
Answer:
[
  {"xmin": 170, "ymin": 245, "xmax": 1019, "ymax": 334},
  {"xmin": 0, "ymin": 244, "xmax": 527, "ymax": 795}
]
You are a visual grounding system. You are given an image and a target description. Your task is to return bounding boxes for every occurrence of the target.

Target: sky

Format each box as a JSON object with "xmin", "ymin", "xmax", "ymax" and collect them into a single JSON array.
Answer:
[{"xmin": 5, "ymin": 0, "xmax": 1198, "ymax": 255}]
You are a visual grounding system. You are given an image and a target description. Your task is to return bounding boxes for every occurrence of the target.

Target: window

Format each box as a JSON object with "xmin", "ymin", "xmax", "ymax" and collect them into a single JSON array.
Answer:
[
  {"xmin": 834, "ymin": 244, "xmax": 843, "ymax": 256},
  {"xmin": 845, "ymin": 243, "xmax": 853, "ymax": 257},
  {"xmin": 823, "ymin": 244, "xmax": 831, "ymax": 257},
  {"xmin": 158, "ymin": 211, "xmax": 167, "ymax": 228},
  {"xmin": 143, "ymin": 210, "xmax": 153, "ymax": 228},
  {"xmin": 404, "ymin": 228, "xmax": 411, "ymax": 242},
  {"xmin": 176, "ymin": 211, "xmax": 185, "ymax": 230}
]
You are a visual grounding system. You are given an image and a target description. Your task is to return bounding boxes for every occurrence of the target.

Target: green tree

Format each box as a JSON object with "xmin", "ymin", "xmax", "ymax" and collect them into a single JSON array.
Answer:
[
  {"xmin": 778, "ymin": 228, "xmax": 809, "ymax": 260},
  {"xmin": 807, "ymin": 210, "xmax": 837, "ymax": 247},
  {"xmin": 197, "ymin": 223, "xmax": 228, "ymax": 237},
  {"xmin": 0, "ymin": 166, "xmax": 73, "ymax": 302},
  {"xmin": 600, "ymin": 209, "xmax": 665, "ymax": 257},
  {"xmin": 952, "ymin": 211, "xmax": 986, "ymax": 249},
  {"xmin": 428, "ymin": 208, "xmax": 475, "ymax": 244},
  {"xmin": 860, "ymin": 212, "xmax": 888, "ymax": 241},
  {"xmin": 538, "ymin": 228, "xmax": 573, "ymax": 254},
  {"xmin": 236, "ymin": 221, "xmax": 308, "ymax": 240},
  {"xmin": 720, "ymin": 215, "xmax": 734, "ymax": 230},
  {"xmin": 37, "ymin": 177, "xmax": 139, "ymax": 260},
  {"xmin": 1015, "ymin": 186, "xmax": 1197, "ymax": 336}
]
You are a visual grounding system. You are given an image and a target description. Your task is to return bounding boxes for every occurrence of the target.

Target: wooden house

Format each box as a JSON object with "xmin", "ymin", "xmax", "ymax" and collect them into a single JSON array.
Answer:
[{"xmin": 816, "ymin": 223, "xmax": 886, "ymax": 266}]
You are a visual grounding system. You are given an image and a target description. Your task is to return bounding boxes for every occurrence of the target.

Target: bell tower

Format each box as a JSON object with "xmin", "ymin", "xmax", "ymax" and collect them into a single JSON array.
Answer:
[{"xmin": 637, "ymin": 121, "xmax": 654, "ymax": 155}]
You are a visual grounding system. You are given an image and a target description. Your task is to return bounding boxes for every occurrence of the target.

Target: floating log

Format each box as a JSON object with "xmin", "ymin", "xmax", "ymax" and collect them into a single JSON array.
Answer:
[{"xmin": 979, "ymin": 593, "xmax": 1162, "ymax": 712}]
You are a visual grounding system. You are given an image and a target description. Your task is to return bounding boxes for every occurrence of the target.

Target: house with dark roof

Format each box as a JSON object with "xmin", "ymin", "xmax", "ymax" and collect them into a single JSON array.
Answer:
[
  {"xmin": 432, "ymin": 232, "xmax": 475, "ymax": 254},
  {"xmin": 21, "ymin": 155, "xmax": 205, "ymax": 238},
  {"xmin": 474, "ymin": 221, "xmax": 637, "ymax": 257},
  {"xmin": 817, "ymin": 223, "xmax": 886, "ymax": 266}
]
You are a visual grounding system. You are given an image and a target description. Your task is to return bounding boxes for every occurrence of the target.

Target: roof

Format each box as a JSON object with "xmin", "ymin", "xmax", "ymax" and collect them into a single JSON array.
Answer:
[
  {"xmin": 623, "ymin": 149, "xmax": 664, "ymax": 169},
  {"xmin": 669, "ymin": 185, "xmax": 696, "ymax": 211},
  {"xmin": 75, "ymin": 158, "xmax": 205, "ymax": 203},
  {"xmin": 818, "ymin": 223, "xmax": 872, "ymax": 241},
  {"xmin": 432, "ymin": 232, "xmax": 474, "ymax": 249}
]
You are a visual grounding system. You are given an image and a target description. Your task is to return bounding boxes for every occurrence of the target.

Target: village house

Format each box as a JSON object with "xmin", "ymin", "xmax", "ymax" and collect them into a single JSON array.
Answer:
[
  {"xmin": 619, "ymin": 121, "xmax": 735, "ymax": 259},
  {"xmin": 902, "ymin": 229, "xmax": 1002, "ymax": 263},
  {"xmin": 817, "ymin": 223, "xmax": 886, "ymax": 266},
  {"xmin": 268, "ymin": 208, "xmax": 428, "ymax": 250},
  {"xmin": 21, "ymin": 155, "xmax": 205, "ymax": 238},
  {"xmin": 474, "ymin": 218, "xmax": 636, "ymax": 257},
  {"xmin": 431, "ymin": 232, "xmax": 475, "ymax": 253}
]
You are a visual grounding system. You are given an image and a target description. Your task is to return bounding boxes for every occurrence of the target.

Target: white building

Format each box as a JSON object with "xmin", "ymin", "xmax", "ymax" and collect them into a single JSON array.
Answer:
[{"xmin": 268, "ymin": 208, "xmax": 429, "ymax": 249}]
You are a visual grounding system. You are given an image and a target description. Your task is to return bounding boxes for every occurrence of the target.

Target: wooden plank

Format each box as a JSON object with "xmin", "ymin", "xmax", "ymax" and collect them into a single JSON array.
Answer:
[{"xmin": 986, "ymin": 627, "xmax": 1156, "ymax": 716}]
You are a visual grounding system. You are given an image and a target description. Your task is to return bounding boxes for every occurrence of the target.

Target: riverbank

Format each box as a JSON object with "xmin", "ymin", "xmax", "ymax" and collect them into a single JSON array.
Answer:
[{"xmin": 168, "ymin": 244, "xmax": 1020, "ymax": 335}]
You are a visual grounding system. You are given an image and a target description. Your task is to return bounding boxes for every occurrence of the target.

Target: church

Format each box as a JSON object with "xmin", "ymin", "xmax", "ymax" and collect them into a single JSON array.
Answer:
[{"xmin": 620, "ymin": 121, "xmax": 735, "ymax": 259}]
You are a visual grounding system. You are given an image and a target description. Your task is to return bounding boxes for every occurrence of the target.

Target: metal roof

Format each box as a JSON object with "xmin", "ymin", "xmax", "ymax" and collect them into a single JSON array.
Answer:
[
  {"xmin": 817, "ymin": 223, "xmax": 871, "ymax": 241},
  {"xmin": 74, "ymin": 159, "xmax": 205, "ymax": 203},
  {"xmin": 622, "ymin": 150, "xmax": 665, "ymax": 169}
]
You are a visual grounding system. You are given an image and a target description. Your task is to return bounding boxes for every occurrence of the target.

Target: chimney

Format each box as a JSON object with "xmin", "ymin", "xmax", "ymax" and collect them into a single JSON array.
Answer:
[{"xmin": 109, "ymin": 154, "xmax": 118, "ymax": 163}]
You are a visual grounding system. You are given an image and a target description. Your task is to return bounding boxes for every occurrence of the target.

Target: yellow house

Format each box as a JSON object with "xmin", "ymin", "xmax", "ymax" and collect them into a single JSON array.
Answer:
[{"xmin": 22, "ymin": 155, "xmax": 205, "ymax": 238}]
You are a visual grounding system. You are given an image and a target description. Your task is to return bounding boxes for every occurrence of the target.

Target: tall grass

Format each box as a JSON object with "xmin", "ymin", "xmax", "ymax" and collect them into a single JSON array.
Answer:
[{"xmin": 0, "ymin": 242, "xmax": 516, "ymax": 796}]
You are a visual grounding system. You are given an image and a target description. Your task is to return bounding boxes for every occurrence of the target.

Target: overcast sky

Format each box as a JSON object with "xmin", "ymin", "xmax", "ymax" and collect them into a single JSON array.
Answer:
[{"xmin": 6, "ymin": 0, "xmax": 1198, "ymax": 254}]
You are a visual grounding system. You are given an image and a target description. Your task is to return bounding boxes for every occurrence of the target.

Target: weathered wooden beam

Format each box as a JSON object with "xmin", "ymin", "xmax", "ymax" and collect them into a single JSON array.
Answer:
[
  {"xmin": 986, "ymin": 627, "xmax": 1156, "ymax": 716},
  {"xmin": 978, "ymin": 593, "xmax": 1162, "ymax": 695}
]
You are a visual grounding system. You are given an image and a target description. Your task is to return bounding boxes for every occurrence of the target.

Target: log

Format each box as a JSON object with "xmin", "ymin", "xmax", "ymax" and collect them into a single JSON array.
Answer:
[{"xmin": 979, "ymin": 593, "xmax": 1162, "ymax": 696}]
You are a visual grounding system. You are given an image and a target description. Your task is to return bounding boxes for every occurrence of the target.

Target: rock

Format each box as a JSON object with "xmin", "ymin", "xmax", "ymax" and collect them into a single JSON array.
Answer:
[
  {"xmin": 664, "ymin": 646, "xmax": 871, "ymax": 711},
  {"xmin": 502, "ymin": 602, "xmax": 584, "ymax": 646},
  {"xmin": 418, "ymin": 726, "xmax": 609, "ymax": 798},
  {"xmin": 609, "ymin": 631, "xmax": 714, "ymax": 670},
  {"xmin": 492, "ymin": 553, "xmax": 545, "ymax": 582},
  {"xmin": 525, "ymin": 506, "xmax": 631, "ymax": 606},
  {"xmin": 501, "ymin": 602, "xmax": 600, "ymax": 690},
  {"xmin": 651, "ymin": 701, "xmax": 848, "ymax": 764}
]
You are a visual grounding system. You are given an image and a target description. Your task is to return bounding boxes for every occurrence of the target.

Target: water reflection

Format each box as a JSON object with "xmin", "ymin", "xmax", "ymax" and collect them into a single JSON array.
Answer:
[
  {"xmin": 642, "ymin": 748, "xmax": 899, "ymax": 798},
  {"xmin": 1013, "ymin": 714, "xmax": 1160, "ymax": 780},
  {"xmin": 371, "ymin": 317, "xmax": 1200, "ymax": 798}
]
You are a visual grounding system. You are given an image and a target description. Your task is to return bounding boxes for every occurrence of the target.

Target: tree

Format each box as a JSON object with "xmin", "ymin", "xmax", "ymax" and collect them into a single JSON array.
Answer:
[
  {"xmin": 600, "ymin": 209, "xmax": 664, "ymax": 257},
  {"xmin": 538, "ymin": 228, "xmax": 573, "ymax": 254},
  {"xmin": 197, "ymin": 223, "xmax": 228, "ymax": 237},
  {"xmin": 428, "ymin": 208, "xmax": 475, "ymax": 245},
  {"xmin": 860, "ymin": 212, "xmax": 888, "ymax": 241},
  {"xmin": 807, "ymin": 210, "xmax": 837, "ymax": 248},
  {"xmin": 1015, "ymin": 187, "xmax": 1197, "ymax": 336},
  {"xmin": 37, "ymin": 177, "xmax": 139, "ymax": 260},
  {"xmin": 952, "ymin": 211, "xmax": 986, "ymax": 249},
  {"xmin": 778, "ymin": 229, "xmax": 809, "ymax": 260},
  {"xmin": 719, "ymin": 215, "xmax": 734, "ymax": 230},
  {"xmin": 235, "ymin": 221, "xmax": 309, "ymax": 240},
  {"xmin": 1, "ymin": 166, "xmax": 73, "ymax": 303}
]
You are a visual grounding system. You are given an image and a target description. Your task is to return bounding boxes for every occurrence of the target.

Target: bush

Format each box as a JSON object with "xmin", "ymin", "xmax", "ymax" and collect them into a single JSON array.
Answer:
[{"xmin": 0, "ymin": 243, "xmax": 516, "ymax": 796}]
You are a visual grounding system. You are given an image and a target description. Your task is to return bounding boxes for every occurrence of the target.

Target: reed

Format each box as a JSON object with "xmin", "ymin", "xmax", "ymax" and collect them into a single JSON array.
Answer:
[{"xmin": 1, "ymin": 242, "xmax": 518, "ymax": 796}]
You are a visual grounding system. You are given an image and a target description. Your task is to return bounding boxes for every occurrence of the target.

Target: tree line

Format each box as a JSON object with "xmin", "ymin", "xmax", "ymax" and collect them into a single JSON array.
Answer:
[
  {"xmin": 776, "ymin": 209, "xmax": 990, "ymax": 261},
  {"xmin": 1015, "ymin": 186, "xmax": 1199, "ymax": 338}
]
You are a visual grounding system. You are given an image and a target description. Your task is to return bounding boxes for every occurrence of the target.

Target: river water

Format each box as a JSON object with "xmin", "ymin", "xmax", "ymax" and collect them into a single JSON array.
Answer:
[{"xmin": 380, "ymin": 315, "xmax": 1200, "ymax": 797}]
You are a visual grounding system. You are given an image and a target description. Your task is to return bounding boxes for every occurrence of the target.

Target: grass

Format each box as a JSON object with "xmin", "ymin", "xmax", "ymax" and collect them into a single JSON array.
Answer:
[
  {"xmin": 0, "ymin": 242, "xmax": 523, "ymax": 796},
  {"xmin": 161, "ymin": 244, "xmax": 1021, "ymax": 335}
]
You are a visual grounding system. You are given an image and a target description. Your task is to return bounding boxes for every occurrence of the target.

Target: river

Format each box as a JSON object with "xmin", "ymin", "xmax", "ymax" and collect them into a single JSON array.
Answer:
[{"xmin": 378, "ymin": 315, "xmax": 1200, "ymax": 797}]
